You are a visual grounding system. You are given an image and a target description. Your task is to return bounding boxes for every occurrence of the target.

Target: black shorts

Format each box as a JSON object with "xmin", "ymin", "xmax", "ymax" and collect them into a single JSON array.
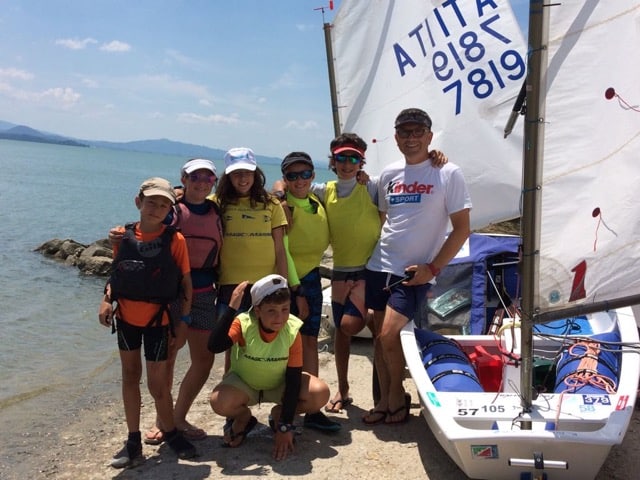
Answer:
[{"xmin": 116, "ymin": 318, "xmax": 169, "ymax": 362}]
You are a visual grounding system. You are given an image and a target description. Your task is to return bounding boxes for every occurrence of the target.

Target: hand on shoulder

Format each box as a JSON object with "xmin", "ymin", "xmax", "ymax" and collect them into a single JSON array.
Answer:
[{"xmin": 429, "ymin": 149, "xmax": 448, "ymax": 168}]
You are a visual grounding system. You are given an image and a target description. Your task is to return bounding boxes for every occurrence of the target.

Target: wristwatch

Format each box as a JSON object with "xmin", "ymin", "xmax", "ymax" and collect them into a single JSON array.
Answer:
[{"xmin": 278, "ymin": 422, "xmax": 294, "ymax": 433}]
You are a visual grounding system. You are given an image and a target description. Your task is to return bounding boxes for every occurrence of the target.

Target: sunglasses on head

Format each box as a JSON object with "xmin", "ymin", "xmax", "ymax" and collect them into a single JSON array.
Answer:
[
  {"xmin": 188, "ymin": 172, "xmax": 217, "ymax": 183},
  {"xmin": 333, "ymin": 154, "xmax": 363, "ymax": 164},
  {"xmin": 396, "ymin": 127, "xmax": 428, "ymax": 139},
  {"xmin": 284, "ymin": 169, "xmax": 313, "ymax": 181}
]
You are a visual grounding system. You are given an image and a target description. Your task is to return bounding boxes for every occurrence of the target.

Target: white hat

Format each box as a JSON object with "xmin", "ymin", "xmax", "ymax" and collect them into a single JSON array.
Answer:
[
  {"xmin": 250, "ymin": 274, "xmax": 288, "ymax": 306},
  {"xmin": 139, "ymin": 177, "xmax": 176, "ymax": 203},
  {"xmin": 224, "ymin": 147, "xmax": 257, "ymax": 174},
  {"xmin": 181, "ymin": 158, "xmax": 216, "ymax": 176}
]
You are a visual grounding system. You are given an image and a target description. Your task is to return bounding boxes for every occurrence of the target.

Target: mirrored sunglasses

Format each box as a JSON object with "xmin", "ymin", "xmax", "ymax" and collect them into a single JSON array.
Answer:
[
  {"xmin": 284, "ymin": 169, "xmax": 313, "ymax": 181},
  {"xmin": 188, "ymin": 173, "xmax": 217, "ymax": 183},
  {"xmin": 333, "ymin": 154, "xmax": 362, "ymax": 164},
  {"xmin": 396, "ymin": 127, "xmax": 428, "ymax": 139}
]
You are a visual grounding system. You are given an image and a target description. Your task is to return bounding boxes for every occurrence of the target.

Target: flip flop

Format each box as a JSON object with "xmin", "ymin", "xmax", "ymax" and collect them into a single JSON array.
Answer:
[
  {"xmin": 325, "ymin": 396, "xmax": 353, "ymax": 413},
  {"xmin": 143, "ymin": 426, "xmax": 164, "ymax": 445},
  {"xmin": 362, "ymin": 409, "xmax": 387, "ymax": 425},
  {"xmin": 181, "ymin": 426, "xmax": 207, "ymax": 441},
  {"xmin": 222, "ymin": 415, "xmax": 258, "ymax": 448},
  {"xmin": 385, "ymin": 404, "xmax": 410, "ymax": 425}
]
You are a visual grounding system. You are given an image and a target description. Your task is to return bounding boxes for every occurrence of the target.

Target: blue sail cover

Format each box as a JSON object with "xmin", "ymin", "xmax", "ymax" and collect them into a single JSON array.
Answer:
[{"xmin": 418, "ymin": 233, "xmax": 520, "ymax": 335}]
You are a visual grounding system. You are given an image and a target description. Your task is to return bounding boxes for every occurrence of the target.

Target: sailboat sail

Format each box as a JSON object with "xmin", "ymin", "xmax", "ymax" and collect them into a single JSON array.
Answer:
[
  {"xmin": 332, "ymin": 0, "xmax": 527, "ymax": 229},
  {"xmin": 537, "ymin": 2, "xmax": 640, "ymax": 314},
  {"xmin": 329, "ymin": 2, "xmax": 640, "ymax": 478}
]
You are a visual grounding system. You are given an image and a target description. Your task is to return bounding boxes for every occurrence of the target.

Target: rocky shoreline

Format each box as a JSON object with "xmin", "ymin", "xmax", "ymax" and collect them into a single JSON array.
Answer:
[{"xmin": 35, "ymin": 238, "xmax": 114, "ymax": 276}]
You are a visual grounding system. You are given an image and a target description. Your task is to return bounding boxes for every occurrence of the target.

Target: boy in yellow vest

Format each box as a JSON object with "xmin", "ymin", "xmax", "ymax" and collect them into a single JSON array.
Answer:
[
  {"xmin": 207, "ymin": 274, "xmax": 330, "ymax": 460},
  {"xmin": 278, "ymin": 151, "xmax": 340, "ymax": 432}
]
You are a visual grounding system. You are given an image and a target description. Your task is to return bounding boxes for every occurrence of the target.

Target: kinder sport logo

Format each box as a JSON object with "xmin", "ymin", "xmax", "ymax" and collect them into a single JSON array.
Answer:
[{"xmin": 386, "ymin": 180, "xmax": 434, "ymax": 204}]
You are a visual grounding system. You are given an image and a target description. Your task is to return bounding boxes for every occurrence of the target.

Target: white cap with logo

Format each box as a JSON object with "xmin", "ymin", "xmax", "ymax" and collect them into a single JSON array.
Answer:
[
  {"xmin": 250, "ymin": 274, "xmax": 288, "ymax": 306},
  {"xmin": 224, "ymin": 147, "xmax": 257, "ymax": 174}
]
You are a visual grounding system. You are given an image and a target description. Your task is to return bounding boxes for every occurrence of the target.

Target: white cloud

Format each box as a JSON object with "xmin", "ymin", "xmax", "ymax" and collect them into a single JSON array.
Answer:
[
  {"xmin": 269, "ymin": 64, "xmax": 309, "ymax": 90},
  {"xmin": 177, "ymin": 112, "xmax": 239, "ymax": 125},
  {"xmin": 199, "ymin": 99, "xmax": 212, "ymax": 107},
  {"xmin": 0, "ymin": 82, "xmax": 80, "ymax": 109},
  {"xmin": 295, "ymin": 23, "xmax": 315, "ymax": 32},
  {"xmin": 39, "ymin": 87, "xmax": 81, "ymax": 107},
  {"xmin": 0, "ymin": 67, "xmax": 34, "ymax": 80},
  {"xmin": 81, "ymin": 77, "xmax": 99, "ymax": 88},
  {"xmin": 100, "ymin": 41, "xmax": 131, "ymax": 52},
  {"xmin": 137, "ymin": 74, "xmax": 213, "ymax": 99},
  {"xmin": 284, "ymin": 120, "xmax": 318, "ymax": 130},
  {"xmin": 55, "ymin": 37, "xmax": 98, "ymax": 50},
  {"xmin": 164, "ymin": 49, "xmax": 204, "ymax": 69}
]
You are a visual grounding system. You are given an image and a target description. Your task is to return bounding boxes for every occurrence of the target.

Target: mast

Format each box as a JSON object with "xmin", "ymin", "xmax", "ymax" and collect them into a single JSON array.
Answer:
[
  {"xmin": 315, "ymin": 3, "xmax": 340, "ymax": 137},
  {"xmin": 323, "ymin": 21, "xmax": 341, "ymax": 137},
  {"xmin": 519, "ymin": 0, "xmax": 549, "ymax": 415}
]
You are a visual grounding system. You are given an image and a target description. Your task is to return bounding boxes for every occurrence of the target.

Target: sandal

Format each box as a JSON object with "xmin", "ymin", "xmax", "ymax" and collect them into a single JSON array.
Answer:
[
  {"xmin": 181, "ymin": 425, "xmax": 207, "ymax": 441},
  {"xmin": 143, "ymin": 426, "xmax": 164, "ymax": 445},
  {"xmin": 222, "ymin": 415, "xmax": 258, "ymax": 448},
  {"xmin": 362, "ymin": 409, "xmax": 387, "ymax": 425},
  {"xmin": 325, "ymin": 396, "xmax": 353, "ymax": 413},
  {"xmin": 386, "ymin": 403, "xmax": 410, "ymax": 425}
]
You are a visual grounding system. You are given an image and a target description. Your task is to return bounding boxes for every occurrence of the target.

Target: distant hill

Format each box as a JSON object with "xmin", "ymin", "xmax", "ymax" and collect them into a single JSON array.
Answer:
[
  {"xmin": 0, "ymin": 120, "xmax": 282, "ymax": 164},
  {"xmin": 89, "ymin": 138, "xmax": 228, "ymax": 160},
  {"xmin": 0, "ymin": 125, "xmax": 89, "ymax": 147}
]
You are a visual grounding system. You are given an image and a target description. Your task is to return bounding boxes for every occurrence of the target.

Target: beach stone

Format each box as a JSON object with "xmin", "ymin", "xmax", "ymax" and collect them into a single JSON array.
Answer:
[
  {"xmin": 35, "ymin": 238, "xmax": 114, "ymax": 276},
  {"xmin": 35, "ymin": 238, "xmax": 65, "ymax": 256},
  {"xmin": 57, "ymin": 239, "xmax": 87, "ymax": 259}
]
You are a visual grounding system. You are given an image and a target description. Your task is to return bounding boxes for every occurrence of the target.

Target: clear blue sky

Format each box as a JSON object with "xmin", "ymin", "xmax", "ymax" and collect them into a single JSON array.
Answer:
[{"xmin": 0, "ymin": 0, "xmax": 528, "ymax": 161}]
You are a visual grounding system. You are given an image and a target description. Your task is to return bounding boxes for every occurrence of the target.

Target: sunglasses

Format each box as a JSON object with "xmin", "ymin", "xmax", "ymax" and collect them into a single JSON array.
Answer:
[
  {"xmin": 188, "ymin": 173, "xmax": 216, "ymax": 183},
  {"xmin": 284, "ymin": 169, "xmax": 313, "ymax": 181},
  {"xmin": 333, "ymin": 154, "xmax": 363, "ymax": 164},
  {"xmin": 396, "ymin": 127, "xmax": 428, "ymax": 139}
]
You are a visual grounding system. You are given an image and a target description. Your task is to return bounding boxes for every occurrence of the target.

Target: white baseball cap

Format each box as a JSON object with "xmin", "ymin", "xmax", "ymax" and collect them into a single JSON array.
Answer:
[
  {"xmin": 250, "ymin": 274, "xmax": 289, "ymax": 306},
  {"xmin": 181, "ymin": 158, "xmax": 216, "ymax": 176},
  {"xmin": 224, "ymin": 147, "xmax": 257, "ymax": 174}
]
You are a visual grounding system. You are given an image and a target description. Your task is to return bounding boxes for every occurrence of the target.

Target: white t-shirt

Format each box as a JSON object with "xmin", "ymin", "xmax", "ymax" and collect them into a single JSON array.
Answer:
[{"xmin": 366, "ymin": 159, "xmax": 472, "ymax": 276}]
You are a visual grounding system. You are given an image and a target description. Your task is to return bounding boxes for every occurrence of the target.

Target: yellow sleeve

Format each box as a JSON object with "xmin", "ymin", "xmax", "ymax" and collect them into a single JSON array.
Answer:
[{"xmin": 284, "ymin": 234, "xmax": 300, "ymax": 287}]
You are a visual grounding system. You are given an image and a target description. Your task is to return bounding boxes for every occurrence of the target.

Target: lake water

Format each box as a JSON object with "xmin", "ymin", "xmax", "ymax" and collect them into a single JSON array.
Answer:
[{"xmin": 0, "ymin": 139, "xmax": 335, "ymax": 407}]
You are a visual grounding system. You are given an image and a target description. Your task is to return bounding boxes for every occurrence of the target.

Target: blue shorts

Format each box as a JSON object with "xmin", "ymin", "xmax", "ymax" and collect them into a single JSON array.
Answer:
[
  {"xmin": 331, "ymin": 269, "xmax": 365, "ymax": 328},
  {"xmin": 292, "ymin": 268, "xmax": 323, "ymax": 338},
  {"xmin": 116, "ymin": 318, "xmax": 169, "ymax": 362},
  {"xmin": 365, "ymin": 269, "xmax": 432, "ymax": 320}
]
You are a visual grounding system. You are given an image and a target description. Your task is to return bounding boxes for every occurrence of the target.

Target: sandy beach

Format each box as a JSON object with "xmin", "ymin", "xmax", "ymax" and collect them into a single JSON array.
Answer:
[{"xmin": 1, "ymin": 332, "xmax": 638, "ymax": 480}]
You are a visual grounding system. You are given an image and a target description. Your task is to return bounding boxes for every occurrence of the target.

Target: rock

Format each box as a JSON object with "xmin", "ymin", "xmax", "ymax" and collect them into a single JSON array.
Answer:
[
  {"xmin": 76, "ymin": 255, "xmax": 113, "ymax": 276},
  {"xmin": 57, "ymin": 239, "xmax": 87, "ymax": 259},
  {"xmin": 35, "ymin": 238, "xmax": 114, "ymax": 276},
  {"xmin": 35, "ymin": 238, "xmax": 65, "ymax": 256}
]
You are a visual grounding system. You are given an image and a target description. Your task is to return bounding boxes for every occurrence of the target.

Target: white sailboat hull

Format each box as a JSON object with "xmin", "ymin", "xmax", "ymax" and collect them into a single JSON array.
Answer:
[{"xmin": 401, "ymin": 308, "xmax": 639, "ymax": 480}]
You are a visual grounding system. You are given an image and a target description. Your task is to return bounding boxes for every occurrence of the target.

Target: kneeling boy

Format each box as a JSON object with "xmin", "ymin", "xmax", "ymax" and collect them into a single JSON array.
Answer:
[{"xmin": 208, "ymin": 274, "xmax": 330, "ymax": 460}]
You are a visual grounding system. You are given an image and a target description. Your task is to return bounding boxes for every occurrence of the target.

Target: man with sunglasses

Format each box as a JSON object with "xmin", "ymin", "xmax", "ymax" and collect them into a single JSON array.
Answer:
[{"xmin": 364, "ymin": 108, "xmax": 472, "ymax": 426}]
